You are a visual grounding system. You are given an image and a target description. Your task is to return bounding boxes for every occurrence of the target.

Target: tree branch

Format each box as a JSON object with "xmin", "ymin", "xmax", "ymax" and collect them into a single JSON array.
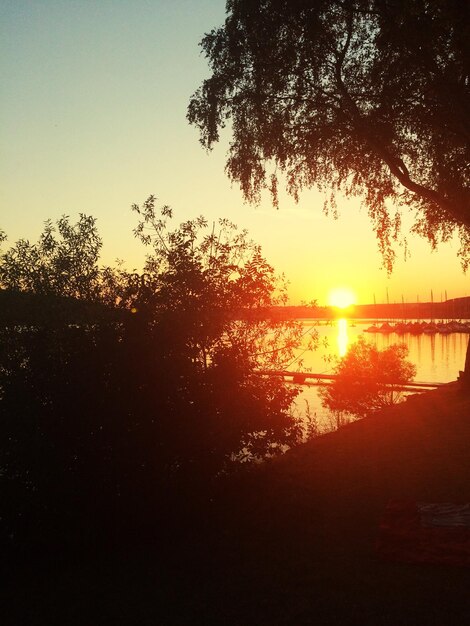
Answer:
[{"xmin": 333, "ymin": 32, "xmax": 469, "ymax": 228}]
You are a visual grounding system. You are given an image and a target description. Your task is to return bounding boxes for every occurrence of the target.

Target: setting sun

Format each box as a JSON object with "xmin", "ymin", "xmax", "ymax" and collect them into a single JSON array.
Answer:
[{"xmin": 328, "ymin": 287, "xmax": 357, "ymax": 309}]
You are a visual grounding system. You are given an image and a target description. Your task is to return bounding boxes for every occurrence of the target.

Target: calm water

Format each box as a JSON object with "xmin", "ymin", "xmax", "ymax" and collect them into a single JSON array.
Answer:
[{"xmin": 290, "ymin": 319, "xmax": 470, "ymax": 431}]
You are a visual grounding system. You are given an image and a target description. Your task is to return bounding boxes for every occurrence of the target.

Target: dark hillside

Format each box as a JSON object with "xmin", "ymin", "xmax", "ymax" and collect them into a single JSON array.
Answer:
[{"xmin": 3, "ymin": 384, "xmax": 470, "ymax": 625}]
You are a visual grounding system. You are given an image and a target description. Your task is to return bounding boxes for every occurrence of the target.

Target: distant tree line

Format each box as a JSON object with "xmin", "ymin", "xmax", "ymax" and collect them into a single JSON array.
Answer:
[{"xmin": 255, "ymin": 299, "xmax": 470, "ymax": 321}]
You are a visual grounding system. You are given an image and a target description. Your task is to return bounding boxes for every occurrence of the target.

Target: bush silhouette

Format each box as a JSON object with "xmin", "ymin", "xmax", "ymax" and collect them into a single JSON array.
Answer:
[
  {"xmin": 0, "ymin": 200, "xmax": 309, "ymax": 550},
  {"xmin": 320, "ymin": 337, "xmax": 416, "ymax": 420}
]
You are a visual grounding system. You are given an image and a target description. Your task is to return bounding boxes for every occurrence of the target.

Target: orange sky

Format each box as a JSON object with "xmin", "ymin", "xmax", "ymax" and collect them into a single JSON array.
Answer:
[{"xmin": 1, "ymin": 2, "xmax": 468, "ymax": 306}]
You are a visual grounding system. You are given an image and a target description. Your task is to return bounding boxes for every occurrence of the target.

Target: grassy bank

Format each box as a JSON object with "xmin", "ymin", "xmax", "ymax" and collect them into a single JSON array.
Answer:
[{"xmin": 4, "ymin": 384, "xmax": 470, "ymax": 625}]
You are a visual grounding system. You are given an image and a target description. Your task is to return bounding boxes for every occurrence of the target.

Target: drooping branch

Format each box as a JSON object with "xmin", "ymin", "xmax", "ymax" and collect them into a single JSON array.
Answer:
[
  {"xmin": 189, "ymin": 0, "xmax": 470, "ymax": 262},
  {"xmin": 334, "ymin": 41, "xmax": 469, "ymax": 229}
]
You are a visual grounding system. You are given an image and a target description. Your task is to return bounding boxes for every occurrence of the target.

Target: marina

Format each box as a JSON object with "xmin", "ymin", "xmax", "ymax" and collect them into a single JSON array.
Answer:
[{"xmin": 364, "ymin": 320, "xmax": 470, "ymax": 335}]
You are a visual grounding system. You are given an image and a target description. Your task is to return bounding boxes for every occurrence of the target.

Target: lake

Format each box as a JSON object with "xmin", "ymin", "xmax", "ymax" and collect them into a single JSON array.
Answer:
[{"xmin": 289, "ymin": 318, "xmax": 470, "ymax": 432}]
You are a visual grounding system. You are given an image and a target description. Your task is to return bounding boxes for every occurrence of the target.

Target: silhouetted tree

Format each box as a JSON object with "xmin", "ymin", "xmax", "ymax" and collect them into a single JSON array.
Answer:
[
  {"xmin": 319, "ymin": 337, "xmax": 416, "ymax": 419},
  {"xmin": 0, "ymin": 201, "xmax": 311, "ymax": 550},
  {"xmin": 0, "ymin": 214, "xmax": 102, "ymax": 299},
  {"xmin": 188, "ymin": 0, "xmax": 469, "ymax": 374},
  {"xmin": 130, "ymin": 196, "xmax": 308, "ymax": 374}
]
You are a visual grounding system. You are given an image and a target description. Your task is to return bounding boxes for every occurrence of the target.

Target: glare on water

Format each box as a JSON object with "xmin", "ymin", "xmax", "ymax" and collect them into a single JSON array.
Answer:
[{"xmin": 336, "ymin": 318, "xmax": 348, "ymax": 358}]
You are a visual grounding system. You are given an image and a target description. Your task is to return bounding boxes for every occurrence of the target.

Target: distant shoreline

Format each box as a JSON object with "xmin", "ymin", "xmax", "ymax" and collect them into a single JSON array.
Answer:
[{"xmin": 267, "ymin": 296, "xmax": 470, "ymax": 321}]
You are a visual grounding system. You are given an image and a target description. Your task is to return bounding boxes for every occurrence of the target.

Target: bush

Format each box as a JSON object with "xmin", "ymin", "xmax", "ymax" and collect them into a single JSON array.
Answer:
[
  {"xmin": 0, "ymin": 199, "xmax": 312, "ymax": 549},
  {"xmin": 320, "ymin": 337, "xmax": 416, "ymax": 420}
]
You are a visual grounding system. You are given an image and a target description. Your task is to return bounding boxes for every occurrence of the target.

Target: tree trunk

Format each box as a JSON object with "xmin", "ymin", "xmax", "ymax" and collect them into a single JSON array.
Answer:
[{"xmin": 461, "ymin": 337, "xmax": 470, "ymax": 389}]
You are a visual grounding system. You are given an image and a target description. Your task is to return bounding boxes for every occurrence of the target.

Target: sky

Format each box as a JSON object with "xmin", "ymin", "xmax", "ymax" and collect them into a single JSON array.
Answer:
[{"xmin": 1, "ymin": 0, "xmax": 468, "ymax": 307}]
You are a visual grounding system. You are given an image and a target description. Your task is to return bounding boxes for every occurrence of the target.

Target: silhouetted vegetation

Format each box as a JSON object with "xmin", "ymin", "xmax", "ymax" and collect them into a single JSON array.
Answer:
[
  {"xmin": 189, "ymin": 0, "xmax": 470, "ymax": 381},
  {"xmin": 0, "ymin": 199, "xmax": 310, "ymax": 553},
  {"xmin": 189, "ymin": 0, "xmax": 469, "ymax": 271},
  {"xmin": 320, "ymin": 337, "xmax": 416, "ymax": 420}
]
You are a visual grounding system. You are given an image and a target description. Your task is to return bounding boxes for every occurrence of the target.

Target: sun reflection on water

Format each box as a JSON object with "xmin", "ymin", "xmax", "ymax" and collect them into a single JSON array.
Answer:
[{"xmin": 337, "ymin": 318, "xmax": 349, "ymax": 357}]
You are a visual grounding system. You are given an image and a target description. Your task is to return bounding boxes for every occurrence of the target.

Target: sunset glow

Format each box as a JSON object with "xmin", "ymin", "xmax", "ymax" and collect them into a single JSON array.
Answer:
[
  {"xmin": 328, "ymin": 288, "xmax": 357, "ymax": 309},
  {"xmin": 0, "ymin": 4, "xmax": 468, "ymax": 306}
]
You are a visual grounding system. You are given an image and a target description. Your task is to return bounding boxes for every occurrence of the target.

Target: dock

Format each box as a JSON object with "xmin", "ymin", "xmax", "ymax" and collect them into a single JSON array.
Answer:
[{"xmin": 257, "ymin": 370, "xmax": 445, "ymax": 392}]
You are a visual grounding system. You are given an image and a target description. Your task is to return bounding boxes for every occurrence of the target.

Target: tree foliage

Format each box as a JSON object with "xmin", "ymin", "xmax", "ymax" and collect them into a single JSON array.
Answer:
[
  {"xmin": 130, "ymin": 196, "xmax": 309, "ymax": 374},
  {"xmin": 188, "ymin": 0, "xmax": 469, "ymax": 271},
  {"xmin": 0, "ymin": 201, "xmax": 312, "ymax": 549},
  {"xmin": 319, "ymin": 336, "xmax": 416, "ymax": 418},
  {"xmin": 0, "ymin": 215, "xmax": 102, "ymax": 299}
]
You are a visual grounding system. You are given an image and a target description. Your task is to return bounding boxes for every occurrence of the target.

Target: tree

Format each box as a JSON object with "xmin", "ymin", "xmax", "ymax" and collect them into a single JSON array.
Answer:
[
  {"xmin": 130, "ymin": 196, "xmax": 309, "ymax": 372},
  {"xmin": 319, "ymin": 336, "xmax": 416, "ymax": 419},
  {"xmin": 188, "ymin": 0, "xmax": 469, "ymax": 375},
  {"xmin": 127, "ymin": 196, "xmax": 311, "ymax": 466},
  {"xmin": 0, "ymin": 215, "xmax": 102, "ymax": 300},
  {"xmin": 0, "ymin": 201, "xmax": 311, "ymax": 548}
]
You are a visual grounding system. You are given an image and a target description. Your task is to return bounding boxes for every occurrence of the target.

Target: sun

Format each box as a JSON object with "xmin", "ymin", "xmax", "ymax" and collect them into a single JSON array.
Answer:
[{"xmin": 328, "ymin": 287, "xmax": 357, "ymax": 309}]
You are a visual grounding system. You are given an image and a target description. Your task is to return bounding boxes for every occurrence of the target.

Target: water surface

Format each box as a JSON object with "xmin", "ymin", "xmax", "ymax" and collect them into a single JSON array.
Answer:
[{"xmin": 290, "ymin": 319, "xmax": 469, "ymax": 432}]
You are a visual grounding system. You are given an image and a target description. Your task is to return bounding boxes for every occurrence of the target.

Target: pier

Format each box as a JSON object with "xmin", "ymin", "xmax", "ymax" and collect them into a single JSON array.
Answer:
[{"xmin": 258, "ymin": 370, "xmax": 445, "ymax": 392}]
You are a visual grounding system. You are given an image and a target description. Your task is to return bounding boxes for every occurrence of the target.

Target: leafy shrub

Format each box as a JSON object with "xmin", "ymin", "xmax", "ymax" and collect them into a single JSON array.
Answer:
[
  {"xmin": 320, "ymin": 337, "xmax": 416, "ymax": 420},
  {"xmin": 0, "ymin": 199, "xmax": 312, "ymax": 549}
]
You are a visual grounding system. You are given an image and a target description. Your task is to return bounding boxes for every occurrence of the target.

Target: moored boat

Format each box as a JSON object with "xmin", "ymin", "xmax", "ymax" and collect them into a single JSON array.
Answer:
[{"xmin": 362, "ymin": 320, "xmax": 470, "ymax": 335}]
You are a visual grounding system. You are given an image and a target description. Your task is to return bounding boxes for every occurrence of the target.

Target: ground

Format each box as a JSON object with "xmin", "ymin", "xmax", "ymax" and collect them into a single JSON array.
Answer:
[{"xmin": 3, "ymin": 384, "xmax": 470, "ymax": 625}]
